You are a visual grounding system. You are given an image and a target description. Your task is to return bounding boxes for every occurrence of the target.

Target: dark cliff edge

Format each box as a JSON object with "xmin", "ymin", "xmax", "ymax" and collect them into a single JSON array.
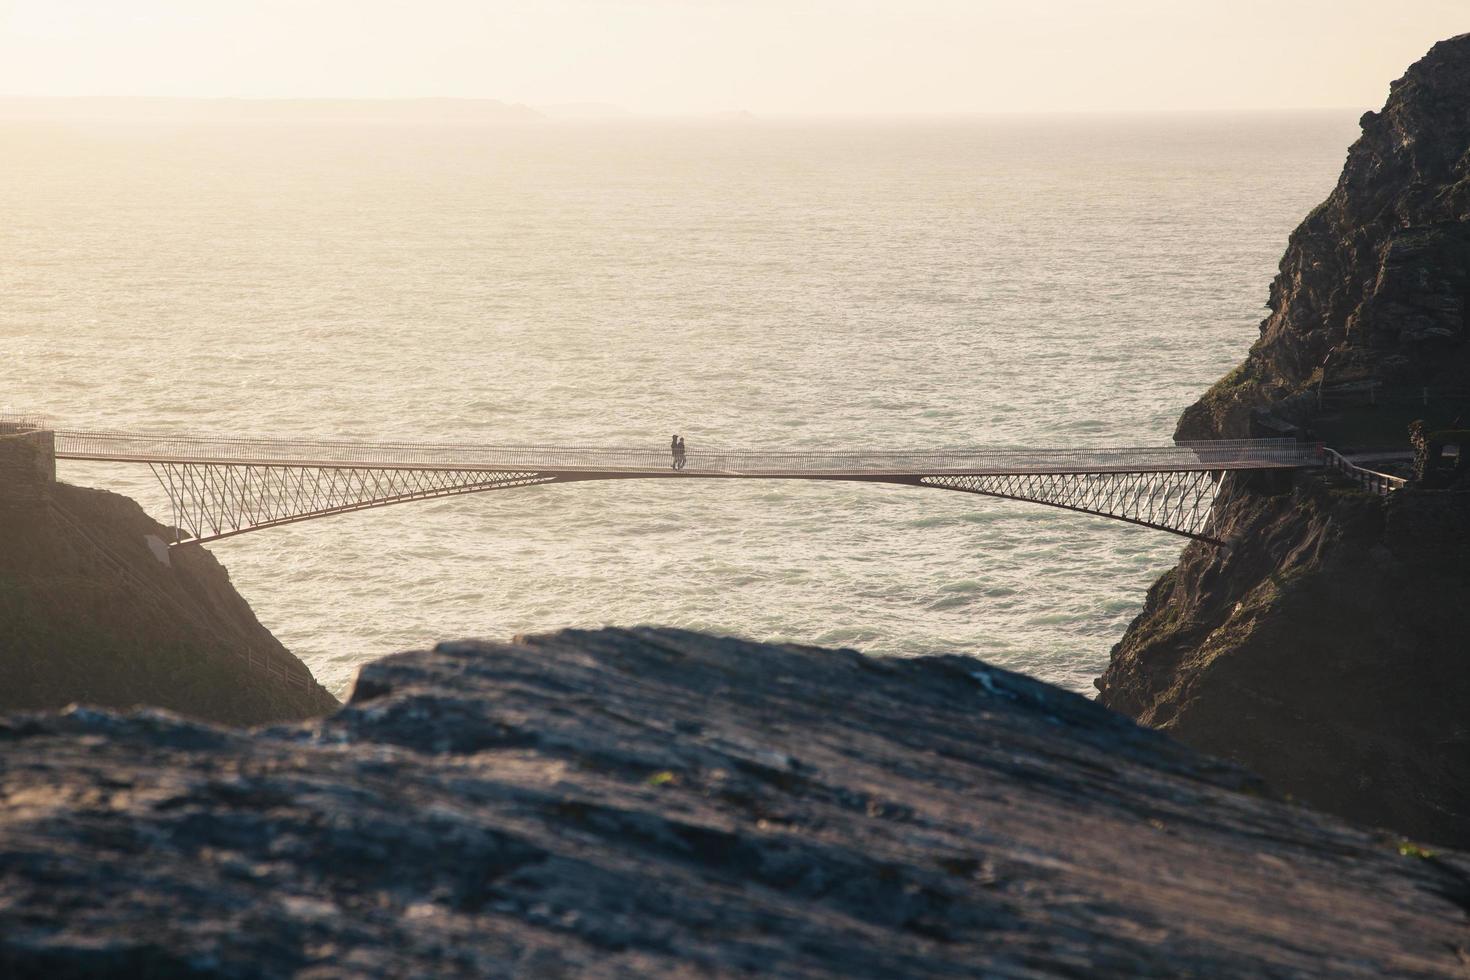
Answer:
[
  {"xmin": 0, "ymin": 430, "xmax": 338, "ymax": 726},
  {"xmin": 2, "ymin": 628, "xmax": 1467, "ymax": 976},
  {"xmin": 1098, "ymin": 35, "xmax": 1470, "ymax": 849}
]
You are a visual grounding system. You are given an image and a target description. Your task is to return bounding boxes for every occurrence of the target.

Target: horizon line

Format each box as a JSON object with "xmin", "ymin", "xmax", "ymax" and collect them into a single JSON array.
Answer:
[{"xmin": 0, "ymin": 95, "xmax": 1370, "ymax": 120}]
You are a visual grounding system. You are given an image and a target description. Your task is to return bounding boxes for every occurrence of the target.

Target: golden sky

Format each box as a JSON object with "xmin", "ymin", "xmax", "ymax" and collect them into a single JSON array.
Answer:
[{"xmin": 0, "ymin": 0, "xmax": 1464, "ymax": 114}]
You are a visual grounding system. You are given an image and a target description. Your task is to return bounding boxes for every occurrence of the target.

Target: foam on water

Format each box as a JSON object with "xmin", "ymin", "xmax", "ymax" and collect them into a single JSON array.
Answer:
[{"xmin": 0, "ymin": 114, "xmax": 1357, "ymax": 696}]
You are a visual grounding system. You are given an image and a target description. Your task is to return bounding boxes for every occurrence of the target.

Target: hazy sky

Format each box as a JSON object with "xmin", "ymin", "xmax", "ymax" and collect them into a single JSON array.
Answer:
[{"xmin": 0, "ymin": 0, "xmax": 1464, "ymax": 114}]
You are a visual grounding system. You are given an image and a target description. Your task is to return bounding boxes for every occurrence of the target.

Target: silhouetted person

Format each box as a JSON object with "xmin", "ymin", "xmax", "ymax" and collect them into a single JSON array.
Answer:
[
  {"xmin": 671, "ymin": 434, "xmax": 680, "ymax": 470},
  {"xmin": 676, "ymin": 436, "xmax": 687, "ymax": 470}
]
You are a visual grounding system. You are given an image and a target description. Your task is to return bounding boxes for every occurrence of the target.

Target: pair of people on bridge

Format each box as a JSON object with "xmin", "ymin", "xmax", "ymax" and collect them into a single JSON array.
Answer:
[{"xmin": 670, "ymin": 434, "xmax": 687, "ymax": 470}]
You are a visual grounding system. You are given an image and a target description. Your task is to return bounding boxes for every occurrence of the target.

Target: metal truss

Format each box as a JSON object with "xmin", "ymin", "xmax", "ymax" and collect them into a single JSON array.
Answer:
[
  {"xmin": 148, "ymin": 462, "xmax": 555, "ymax": 545},
  {"xmin": 918, "ymin": 469, "xmax": 1223, "ymax": 542},
  {"xmin": 143, "ymin": 462, "xmax": 1226, "ymax": 547}
]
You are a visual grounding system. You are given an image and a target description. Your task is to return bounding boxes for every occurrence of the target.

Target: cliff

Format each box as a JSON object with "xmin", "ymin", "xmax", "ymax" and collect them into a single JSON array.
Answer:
[
  {"xmin": 1098, "ymin": 35, "xmax": 1470, "ymax": 849},
  {"xmin": 0, "ymin": 430, "xmax": 338, "ymax": 726},
  {"xmin": 2, "ymin": 628, "xmax": 1467, "ymax": 976},
  {"xmin": 1178, "ymin": 32, "xmax": 1470, "ymax": 442}
]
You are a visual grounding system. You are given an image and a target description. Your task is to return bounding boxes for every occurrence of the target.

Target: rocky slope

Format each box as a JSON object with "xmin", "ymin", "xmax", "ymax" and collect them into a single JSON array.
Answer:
[
  {"xmin": 0, "ymin": 430, "xmax": 337, "ymax": 725},
  {"xmin": 2, "ymin": 627, "xmax": 1467, "ymax": 977},
  {"xmin": 1098, "ymin": 35, "xmax": 1470, "ymax": 849}
]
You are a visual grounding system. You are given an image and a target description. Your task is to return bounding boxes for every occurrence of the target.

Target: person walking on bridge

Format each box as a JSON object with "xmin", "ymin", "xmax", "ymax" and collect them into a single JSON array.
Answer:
[
  {"xmin": 670, "ymin": 434, "xmax": 680, "ymax": 470},
  {"xmin": 676, "ymin": 435, "xmax": 687, "ymax": 470}
]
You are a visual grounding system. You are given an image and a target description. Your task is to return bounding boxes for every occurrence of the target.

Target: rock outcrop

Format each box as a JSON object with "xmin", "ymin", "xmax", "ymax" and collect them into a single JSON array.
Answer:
[
  {"xmin": 1178, "ymin": 33, "xmax": 1470, "ymax": 442},
  {"xmin": 2, "ymin": 628, "xmax": 1467, "ymax": 977},
  {"xmin": 0, "ymin": 429, "xmax": 337, "ymax": 726},
  {"xmin": 1098, "ymin": 35, "xmax": 1470, "ymax": 849}
]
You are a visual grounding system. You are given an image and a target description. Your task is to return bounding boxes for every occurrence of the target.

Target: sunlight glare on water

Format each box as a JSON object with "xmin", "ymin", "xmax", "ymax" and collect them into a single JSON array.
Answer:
[{"xmin": 0, "ymin": 113, "xmax": 1357, "ymax": 695}]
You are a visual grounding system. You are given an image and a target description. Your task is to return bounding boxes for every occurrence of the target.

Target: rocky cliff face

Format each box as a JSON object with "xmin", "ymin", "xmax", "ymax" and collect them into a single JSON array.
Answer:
[
  {"xmin": 0, "ymin": 431, "xmax": 338, "ymax": 726},
  {"xmin": 2, "ymin": 628, "xmax": 1467, "ymax": 977},
  {"xmin": 1179, "ymin": 32, "xmax": 1470, "ymax": 442},
  {"xmin": 1098, "ymin": 476, "xmax": 1470, "ymax": 846},
  {"xmin": 1098, "ymin": 35, "xmax": 1470, "ymax": 849}
]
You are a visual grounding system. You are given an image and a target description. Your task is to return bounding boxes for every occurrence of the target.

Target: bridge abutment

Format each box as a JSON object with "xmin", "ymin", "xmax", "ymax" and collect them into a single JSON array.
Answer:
[
  {"xmin": 0, "ymin": 426, "xmax": 56, "ymax": 511},
  {"xmin": 1232, "ymin": 466, "xmax": 1295, "ymax": 496}
]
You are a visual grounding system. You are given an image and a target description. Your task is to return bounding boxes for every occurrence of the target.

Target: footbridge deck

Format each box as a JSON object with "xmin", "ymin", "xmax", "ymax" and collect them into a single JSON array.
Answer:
[
  {"xmin": 23, "ymin": 425, "xmax": 1329, "ymax": 546},
  {"xmin": 52, "ymin": 430, "xmax": 1316, "ymax": 477}
]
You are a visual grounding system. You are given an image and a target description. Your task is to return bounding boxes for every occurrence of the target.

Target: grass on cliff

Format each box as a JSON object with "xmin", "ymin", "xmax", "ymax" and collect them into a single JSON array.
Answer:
[{"xmin": 1201, "ymin": 363, "xmax": 1253, "ymax": 402}]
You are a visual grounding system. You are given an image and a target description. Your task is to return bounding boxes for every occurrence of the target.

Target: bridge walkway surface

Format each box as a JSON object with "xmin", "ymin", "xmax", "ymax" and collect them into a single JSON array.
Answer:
[
  {"xmin": 50, "ymin": 430, "xmax": 1314, "ymax": 476},
  {"xmin": 2, "ymin": 421, "xmax": 1348, "ymax": 546}
]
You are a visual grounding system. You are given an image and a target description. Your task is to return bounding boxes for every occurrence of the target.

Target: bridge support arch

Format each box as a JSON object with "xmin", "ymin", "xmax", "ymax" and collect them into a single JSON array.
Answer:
[
  {"xmin": 148, "ymin": 461, "xmax": 556, "ymax": 545},
  {"xmin": 916, "ymin": 469, "xmax": 1221, "ymax": 542},
  {"xmin": 144, "ymin": 461, "xmax": 1224, "ymax": 546}
]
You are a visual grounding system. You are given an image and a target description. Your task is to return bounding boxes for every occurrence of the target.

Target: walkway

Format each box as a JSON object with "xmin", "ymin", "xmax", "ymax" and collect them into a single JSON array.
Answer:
[{"xmin": 32, "ymin": 426, "xmax": 1327, "ymax": 546}]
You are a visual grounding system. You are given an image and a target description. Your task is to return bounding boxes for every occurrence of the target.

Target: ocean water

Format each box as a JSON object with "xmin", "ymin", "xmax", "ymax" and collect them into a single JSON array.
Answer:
[{"xmin": 1, "ymin": 113, "xmax": 1358, "ymax": 697}]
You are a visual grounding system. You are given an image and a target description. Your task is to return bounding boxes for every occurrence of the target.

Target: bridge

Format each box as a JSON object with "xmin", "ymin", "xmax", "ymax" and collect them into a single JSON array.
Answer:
[{"xmin": 25, "ymin": 424, "xmax": 1337, "ymax": 546}]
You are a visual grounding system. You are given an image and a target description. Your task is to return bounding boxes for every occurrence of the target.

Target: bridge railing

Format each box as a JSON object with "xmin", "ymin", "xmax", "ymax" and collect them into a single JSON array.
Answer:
[
  {"xmin": 47, "ymin": 427, "xmax": 1322, "ymax": 475},
  {"xmin": 1317, "ymin": 382, "xmax": 1470, "ymax": 409},
  {"xmin": 0, "ymin": 413, "xmax": 48, "ymax": 434},
  {"xmin": 1322, "ymin": 448, "xmax": 1407, "ymax": 495}
]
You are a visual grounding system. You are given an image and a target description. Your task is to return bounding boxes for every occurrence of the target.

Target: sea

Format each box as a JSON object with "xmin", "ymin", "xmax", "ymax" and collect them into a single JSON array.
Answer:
[{"xmin": 0, "ymin": 111, "xmax": 1359, "ymax": 697}]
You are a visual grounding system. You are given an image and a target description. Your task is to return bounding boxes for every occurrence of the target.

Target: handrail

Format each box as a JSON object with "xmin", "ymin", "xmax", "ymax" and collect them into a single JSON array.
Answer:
[
  {"xmin": 1322, "ymin": 448, "xmax": 1407, "ymax": 495},
  {"xmin": 1316, "ymin": 382, "xmax": 1470, "ymax": 407},
  {"xmin": 0, "ymin": 414, "xmax": 48, "ymax": 433},
  {"xmin": 32, "ymin": 424, "xmax": 1321, "ymax": 475}
]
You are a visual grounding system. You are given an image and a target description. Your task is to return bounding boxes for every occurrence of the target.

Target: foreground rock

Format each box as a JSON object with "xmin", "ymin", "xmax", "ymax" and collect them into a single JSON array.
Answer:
[
  {"xmin": 0, "ymin": 429, "xmax": 337, "ymax": 725},
  {"xmin": 2, "ymin": 628, "xmax": 1467, "ymax": 977},
  {"xmin": 1099, "ymin": 35, "xmax": 1470, "ymax": 849}
]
